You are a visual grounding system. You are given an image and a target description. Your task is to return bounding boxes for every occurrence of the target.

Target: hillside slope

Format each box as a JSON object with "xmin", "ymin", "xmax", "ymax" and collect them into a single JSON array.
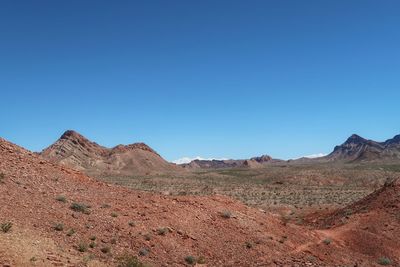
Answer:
[
  {"xmin": 40, "ymin": 130, "xmax": 181, "ymax": 176},
  {"xmin": 1, "ymin": 137, "xmax": 398, "ymax": 266},
  {"xmin": 304, "ymin": 178, "xmax": 400, "ymax": 266},
  {"xmin": 0, "ymin": 137, "xmax": 319, "ymax": 266}
]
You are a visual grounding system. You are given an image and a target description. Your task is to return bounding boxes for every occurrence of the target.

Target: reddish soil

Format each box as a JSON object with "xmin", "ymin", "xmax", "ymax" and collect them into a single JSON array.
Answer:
[
  {"xmin": 304, "ymin": 178, "xmax": 400, "ymax": 266},
  {"xmin": 1, "ymin": 137, "xmax": 399, "ymax": 266}
]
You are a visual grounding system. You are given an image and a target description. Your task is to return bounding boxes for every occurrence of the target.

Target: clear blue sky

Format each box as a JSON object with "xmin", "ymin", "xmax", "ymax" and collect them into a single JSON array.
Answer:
[{"xmin": 1, "ymin": 1, "xmax": 400, "ymax": 162}]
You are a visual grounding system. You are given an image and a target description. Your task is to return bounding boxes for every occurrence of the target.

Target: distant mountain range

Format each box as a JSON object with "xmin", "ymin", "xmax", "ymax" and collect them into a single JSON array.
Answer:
[
  {"xmin": 40, "ymin": 130, "xmax": 181, "ymax": 176},
  {"xmin": 183, "ymin": 134, "xmax": 400, "ymax": 168},
  {"xmin": 39, "ymin": 131, "xmax": 400, "ymax": 174},
  {"xmin": 181, "ymin": 155, "xmax": 283, "ymax": 169}
]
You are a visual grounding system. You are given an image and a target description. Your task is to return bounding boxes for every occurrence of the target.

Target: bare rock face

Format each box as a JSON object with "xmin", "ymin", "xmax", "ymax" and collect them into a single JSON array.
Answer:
[
  {"xmin": 382, "ymin": 134, "xmax": 400, "ymax": 158},
  {"xmin": 324, "ymin": 134, "xmax": 400, "ymax": 162},
  {"xmin": 243, "ymin": 159, "xmax": 263, "ymax": 168},
  {"xmin": 40, "ymin": 130, "xmax": 181, "ymax": 176},
  {"xmin": 40, "ymin": 130, "xmax": 107, "ymax": 170},
  {"xmin": 250, "ymin": 155, "xmax": 273, "ymax": 163}
]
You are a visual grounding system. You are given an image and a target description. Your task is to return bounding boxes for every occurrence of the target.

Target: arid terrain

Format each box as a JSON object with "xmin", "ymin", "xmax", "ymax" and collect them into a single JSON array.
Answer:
[
  {"xmin": 41, "ymin": 131, "xmax": 181, "ymax": 177},
  {"xmin": 1, "ymin": 132, "xmax": 400, "ymax": 266},
  {"xmin": 3, "ymin": 0, "xmax": 399, "ymax": 266},
  {"xmin": 98, "ymin": 163, "xmax": 398, "ymax": 216}
]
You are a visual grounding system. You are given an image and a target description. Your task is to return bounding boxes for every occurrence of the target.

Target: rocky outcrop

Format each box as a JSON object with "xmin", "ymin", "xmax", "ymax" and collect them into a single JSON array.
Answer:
[{"xmin": 40, "ymin": 130, "xmax": 181, "ymax": 176}]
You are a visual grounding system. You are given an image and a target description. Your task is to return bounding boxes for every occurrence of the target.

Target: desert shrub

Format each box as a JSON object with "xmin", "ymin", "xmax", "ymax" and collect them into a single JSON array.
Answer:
[
  {"xmin": 139, "ymin": 248, "xmax": 149, "ymax": 256},
  {"xmin": 77, "ymin": 242, "xmax": 88, "ymax": 252},
  {"xmin": 323, "ymin": 238, "xmax": 332, "ymax": 245},
  {"xmin": 101, "ymin": 203, "xmax": 111, "ymax": 208},
  {"xmin": 66, "ymin": 228, "xmax": 75, "ymax": 236},
  {"xmin": 197, "ymin": 256, "xmax": 206, "ymax": 264},
  {"xmin": 100, "ymin": 246, "xmax": 111, "ymax": 254},
  {"xmin": 89, "ymin": 242, "xmax": 96, "ymax": 248},
  {"xmin": 184, "ymin": 255, "xmax": 196, "ymax": 265},
  {"xmin": 143, "ymin": 233, "xmax": 151, "ymax": 241},
  {"xmin": 89, "ymin": 235, "xmax": 96, "ymax": 241},
  {"xmin": 157, "ymin": 227, "xmax": 168, "ymax": 235},
  {"xmin": 306, "ymin": 255, "xmax": 317, "ymax": 262},
  {"xmin": 0, "ymin": 173, "xmax": 5, "ymax": 183},
  {"xmin": 279, "ymin": 236, "xmax": 288, "ymax": 243},
  {"xmin": 111, "ymin": 212, "xmax": 118, "ymax": 217},
  {"xmin": 117, "ymin": 254, "xmax": 147, "ymax": 267},
  {"xmin": 53, "ymin": 223, "xmax": 64, "ymax": 231},
  {"xmin": 0, "ymin": 222, "xmax": 12, "ymax": 233},
  {"xmin": 128, "ymin": 221, "xmax": 135, "ymax": 227},
  {"xmin": 377, "ymin": 257, "xmax": 392, "ymax": 265},
  {"xmin": 56, "ymin": 195, "xmax": 67, "ymax": 203},
  {"xmin": 245, "ymin": 241, "xmax": 253, "ymax": 249},
  {"xmin": 111, "ymin": 237, "xmax": 117, "ymax": 244},
  {"xmin": 343, "ymin": 209, "xmax": 353, "ymax": 217},
  {"xmin": 70, "ymin": 202, "xmax": 90, "ymax": 214},
  {"xmin": 82, "ymin": 254, "xmax": 95, "ymax": 265},
  {"xmin": 221, "ymin": 210, "xmax": 232, "ymax": 219}
]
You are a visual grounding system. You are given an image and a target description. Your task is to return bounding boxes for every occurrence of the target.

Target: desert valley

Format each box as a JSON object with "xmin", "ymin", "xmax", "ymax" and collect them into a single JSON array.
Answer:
[
  {"xmin": 1, "ymin": 131, "xmax": 399, "ymax": 266},
  {"xmin": 2, "ymin": 1, "xmax": 399, "ymax": 266}
]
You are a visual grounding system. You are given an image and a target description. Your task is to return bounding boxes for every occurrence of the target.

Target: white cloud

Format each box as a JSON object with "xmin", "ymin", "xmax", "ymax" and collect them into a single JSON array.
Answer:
[
  {"xmin": 303, "ymin": 153, "xmax": 327, "ymax": 159},
  {"xmin": 172, "ymin": 156, "xmax": 228, "ymax": 164}
]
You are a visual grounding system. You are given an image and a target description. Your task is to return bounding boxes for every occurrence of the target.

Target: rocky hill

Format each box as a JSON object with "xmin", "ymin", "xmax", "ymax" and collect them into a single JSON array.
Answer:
[
  {"xmin": 182, "ymin": 155, "xmax": 282, "ymax": 169},
  {"xmin": 40, "ymin": 130, "xmax": 181, "ymax": 176},
  {"xmin": 303, "ymin": 178, "xmax": 400, "ymax": 266},
  {"xmin": 323, "ymin": 134, "xmax": 400, "ymax": 162}
]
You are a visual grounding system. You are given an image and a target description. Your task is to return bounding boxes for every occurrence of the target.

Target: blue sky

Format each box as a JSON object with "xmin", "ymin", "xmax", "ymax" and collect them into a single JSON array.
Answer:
[{"xmin": 1, "ymin": 1, "xmax": 400, "ymax": 162}]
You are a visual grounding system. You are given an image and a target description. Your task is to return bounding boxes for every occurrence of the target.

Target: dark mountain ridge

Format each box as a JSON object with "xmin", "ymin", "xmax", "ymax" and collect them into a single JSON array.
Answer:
[
  {"xmin": 324, "ymin": 134, "xmax": 400, "ymax": 162},
  {"xmin": 181, "ymin": 155, "xmax": 283, "ymax": 169}
]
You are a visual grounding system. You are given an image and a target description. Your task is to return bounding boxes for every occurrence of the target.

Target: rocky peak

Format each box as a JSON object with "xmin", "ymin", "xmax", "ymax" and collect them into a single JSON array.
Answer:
[
  {"xmin": 385, "ymin": 135, "xmax": 400, "ymax": 146},
  {"xmin": 56, "ymin": 130, "xmax": 104, "ymax": 151},
  {"xmin": 332, "ymin": 134, "xmax": 368, "ymax": 152},
  {"xmin": 250, "ymin": 155, "xmax": 272, "ymax": 163},
  {"xmin": 60, "ymin": 130, "xmax": 81, "ymax": 139},
  {"xmin": 111, "ymin": 142, "xmax": 159, "ymax": 155},
  {"xmin": 344, "ymin": 134, "xmax": 367, "ymax": 145}
]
